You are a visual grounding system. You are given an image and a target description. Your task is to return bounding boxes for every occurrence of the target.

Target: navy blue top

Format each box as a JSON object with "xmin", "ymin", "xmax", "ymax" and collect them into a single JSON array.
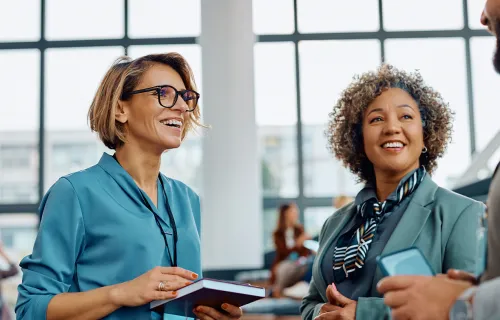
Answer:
[{"xmin": 321, "ymin": 172, "xmax": 416, "ymax": 299}]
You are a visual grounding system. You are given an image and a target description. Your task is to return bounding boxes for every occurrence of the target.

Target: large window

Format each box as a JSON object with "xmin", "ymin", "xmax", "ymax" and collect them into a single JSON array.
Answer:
[
  {"xmin": 253, "ymin": 0, "xmax": 492, "ymax": 248},
  {"xmin": 0, "ymin": 0, "xmax": 496, "ymax": 280},
  {"xmin": 0, "ymin": 0, "xmax": 203, "ymax": 205},
  {"xmin": 0, "ymin": 0, "xmax": 202, "ymax": 313}
]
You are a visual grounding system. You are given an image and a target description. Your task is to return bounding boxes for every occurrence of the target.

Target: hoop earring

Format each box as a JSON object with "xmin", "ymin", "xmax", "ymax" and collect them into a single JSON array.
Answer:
[{"xmin": 422, "ymin": 146, "xmax": 428, "ymax": 154}]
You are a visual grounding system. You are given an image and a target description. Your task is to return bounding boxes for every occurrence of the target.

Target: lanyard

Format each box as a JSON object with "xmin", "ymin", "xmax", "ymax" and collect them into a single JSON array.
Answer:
[{"xmin": 113, "ymin": 155, "xmax": 178, "ymax": 267}]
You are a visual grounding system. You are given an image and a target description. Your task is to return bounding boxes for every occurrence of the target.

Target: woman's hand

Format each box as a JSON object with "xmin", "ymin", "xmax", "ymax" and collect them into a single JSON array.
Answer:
[
  {"xmin": 110, "ymin": 266, "xmax": 198, "ymax": 307},
  {"xmin": 193, "ymin": 303, "xmax": 243, "ymax": 320},
  {"xmin": 315, "ymin": 284, "xmax": 357, "ymax": 320}
]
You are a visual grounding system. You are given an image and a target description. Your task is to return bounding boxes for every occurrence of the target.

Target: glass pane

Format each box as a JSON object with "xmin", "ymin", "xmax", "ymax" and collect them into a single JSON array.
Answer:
[
  {"xmin": 0, "ymin": 214, "xmax": 39, "ymax": 315},
  {"xmin": 383, "ymin": 0, "xmax": 463, "ymax": 31},
  {"xmin": 299, "ymin": 40, "xmax": 380, "ymax": 197},
  {"xmin": 303, "ymin": 125, "xmax": 363, "ymax": 197},
  {"xmin": 45, "ymin": 47, "xmax": 124, "ymax": 191},
  {"xmin": 471, "ymin": 37, "xmax": 500, "ymax": 156},
  {"xmin": 299, "ymin": 40, "xmax": 381, "ymax": 124},
  {"xmin": 0, "ymin": 0, "xmax": 40, "ymax": 41},
  {"xmin": 0, "ymin": 50, "xmax": 39, "ymax": 204},
  {"xmin": 255, "ymin": 42, "xmax": 298, "ymax": 197},
  {"xmin": 263, "ymin": 208, "xmax": 279, "ymax": 253},
  {"xmin": 468, "ymin": 0, "xmax": 486, "ymax": 29},
  {"xmin": 304, "ymin": 207, "xmax": 334, "ymax": 238},
  {"xmin": 254, "ymin": 43, "xmax": 297, "ymax": 126},
  {"xmin": 385, "ymin": 38, "xmax": 469, "ymax": 188},
  {"xmin": 253, "ymin": 0, "xmax": 295, "ymax": 35},
  {"xmin": 128, "ymin": 0, "xmax": 201, "ymax": 38},
  {"xmin": 46, "ymin": 0, "xmax": 124, "ymax": 40},
  {"xmin": 298, "ymin": 0, "xmax": 379, "ymax": 33},
  {"xmin": 260, "ymin": 127, "xmax": 299, "ymax": 197}
]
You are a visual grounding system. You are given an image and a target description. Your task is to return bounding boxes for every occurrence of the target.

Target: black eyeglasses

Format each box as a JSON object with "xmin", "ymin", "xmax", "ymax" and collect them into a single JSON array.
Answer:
[{"xmin": 123, "ymin": 85, "xmax": 200, "ymax": 112}]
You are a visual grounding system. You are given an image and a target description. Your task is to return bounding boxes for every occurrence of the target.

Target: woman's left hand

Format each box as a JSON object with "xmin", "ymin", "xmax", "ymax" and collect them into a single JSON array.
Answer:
[
  {"xmin": 315, "ymin": 284, "xmax": 357, "ymax": 320},
  {"xmin": 193, "ymin": 303, "xmax": 243, "ymax": 320}
]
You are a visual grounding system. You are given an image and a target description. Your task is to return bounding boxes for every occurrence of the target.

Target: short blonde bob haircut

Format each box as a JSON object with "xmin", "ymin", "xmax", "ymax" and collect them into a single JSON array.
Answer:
[{"xmin": 88, "ymin": 52, "xmax": 202, "ymax": 150}]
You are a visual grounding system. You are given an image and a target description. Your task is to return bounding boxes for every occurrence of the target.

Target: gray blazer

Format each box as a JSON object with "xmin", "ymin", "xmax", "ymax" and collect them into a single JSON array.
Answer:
[{"xmin": 301, "ymin": 175, "xmax": 485, "ymax": 320}]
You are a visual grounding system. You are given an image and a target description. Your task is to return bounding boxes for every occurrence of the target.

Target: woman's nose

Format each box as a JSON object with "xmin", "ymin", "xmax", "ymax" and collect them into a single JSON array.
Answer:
[
  {"xmin": 383, "ymin": 118, "xmax": 402, "ymax": 135},
  {"xmin": 172, "ymin": 98, "xmax": 189, "ymax": 113}
]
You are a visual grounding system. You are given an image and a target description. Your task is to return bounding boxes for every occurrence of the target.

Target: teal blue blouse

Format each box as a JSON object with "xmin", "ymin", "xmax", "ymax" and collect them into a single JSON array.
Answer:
[{"xmin": 15, "ymin": 153, "xmax": 202, "ymax": 320}]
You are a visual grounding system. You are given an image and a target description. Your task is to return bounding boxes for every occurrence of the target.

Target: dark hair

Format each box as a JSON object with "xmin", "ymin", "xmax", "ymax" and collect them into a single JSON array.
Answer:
[
  {"xmin": 326, "ymin": 64, "xmax": 453, "ymax": 185},
  {"xmin": 274, "ymin": 203, "xmax": 294, "ymax": 234}
]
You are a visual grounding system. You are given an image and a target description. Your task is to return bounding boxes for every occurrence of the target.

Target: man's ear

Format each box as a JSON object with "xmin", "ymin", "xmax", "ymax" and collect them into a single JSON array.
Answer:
[{"xmin": 115, "ymin": 100, "xmax": 128, "ymax": 124}]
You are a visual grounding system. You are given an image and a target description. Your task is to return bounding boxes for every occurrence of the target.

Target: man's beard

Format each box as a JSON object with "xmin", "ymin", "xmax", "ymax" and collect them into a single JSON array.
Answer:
[{"xmin": 494, "ymin": 22, "xmax": 500, "ymax": 73}]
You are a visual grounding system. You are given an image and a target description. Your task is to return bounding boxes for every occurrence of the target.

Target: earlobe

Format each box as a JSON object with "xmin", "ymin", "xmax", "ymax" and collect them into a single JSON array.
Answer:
[{"xmin": 115, "ymin": 101, "xmax": 128, "ymax": 124}]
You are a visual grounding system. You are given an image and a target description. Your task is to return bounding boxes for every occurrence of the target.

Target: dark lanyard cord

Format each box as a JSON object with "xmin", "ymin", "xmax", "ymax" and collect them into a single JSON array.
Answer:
[{"xmin": 113, "ymin": 154, "xmax": 178, "ymax": 267}]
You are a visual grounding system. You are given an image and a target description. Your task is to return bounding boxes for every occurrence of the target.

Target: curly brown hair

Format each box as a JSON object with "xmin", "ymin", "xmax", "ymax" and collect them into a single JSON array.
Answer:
[{"xmin": 326, "ymin": 64, "xmax": 454, "ymax": 185}]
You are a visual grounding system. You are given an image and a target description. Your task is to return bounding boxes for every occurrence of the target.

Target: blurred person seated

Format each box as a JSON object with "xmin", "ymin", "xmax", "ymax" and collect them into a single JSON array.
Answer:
[
  {"xmin": 0, "ymin": 240, "xmax": 18, "ymax": 320},
  {"xmin": 301, "ymin": 64, "xmax": 485, "ymax": 320},
  {"xmin": 270, "ymin": 203, "xmax": 313, "ymax": 298},
  {"xmin": 333, "ymin": 195, "xmax": 354, "ymax": 210}
]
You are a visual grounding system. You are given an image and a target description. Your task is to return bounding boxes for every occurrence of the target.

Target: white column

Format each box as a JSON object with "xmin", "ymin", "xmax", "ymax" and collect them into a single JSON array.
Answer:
[{"xmin": 199, "ymin": 0, "xmax": 262, "ymax": 270}]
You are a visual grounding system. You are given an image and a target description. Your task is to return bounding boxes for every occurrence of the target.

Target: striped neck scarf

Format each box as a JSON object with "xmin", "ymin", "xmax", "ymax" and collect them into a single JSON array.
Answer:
[{"xmin": 332, "ymin": 166, "xmax": 426, "ymax": 282}]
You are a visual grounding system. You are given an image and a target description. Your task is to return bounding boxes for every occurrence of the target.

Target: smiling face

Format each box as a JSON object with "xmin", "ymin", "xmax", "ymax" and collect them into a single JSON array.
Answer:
[
  {"xmin": 116, "ymin": 63, "xmax": 191, "ymax": 153},
  {"xmin": 362, "ymin": 88, "xmax": 424, "ymax": 180}
]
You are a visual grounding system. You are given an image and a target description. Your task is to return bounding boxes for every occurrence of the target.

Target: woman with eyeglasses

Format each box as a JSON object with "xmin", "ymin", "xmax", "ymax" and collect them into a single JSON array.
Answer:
[{"xmin": 15, "ymin": 53, "xmax": 243, "ymax": 320}]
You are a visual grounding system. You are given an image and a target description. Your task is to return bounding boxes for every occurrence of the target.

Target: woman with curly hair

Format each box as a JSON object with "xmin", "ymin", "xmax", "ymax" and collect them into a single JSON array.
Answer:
[{"xmin": 300, "ymin": 64, "xmax": 485, "ymax": 320}]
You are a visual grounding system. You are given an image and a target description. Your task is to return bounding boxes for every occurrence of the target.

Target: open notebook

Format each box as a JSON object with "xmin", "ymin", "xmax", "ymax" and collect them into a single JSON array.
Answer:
[{"xmin": 150, "ymin": 278, "xmax": 266, "ymax": 317}]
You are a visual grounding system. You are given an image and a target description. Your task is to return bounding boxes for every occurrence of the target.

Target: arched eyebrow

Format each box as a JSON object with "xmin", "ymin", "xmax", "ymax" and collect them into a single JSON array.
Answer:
[{"xmin": 367, "ymin": 104, "xmax": 414, "ymax": 116}]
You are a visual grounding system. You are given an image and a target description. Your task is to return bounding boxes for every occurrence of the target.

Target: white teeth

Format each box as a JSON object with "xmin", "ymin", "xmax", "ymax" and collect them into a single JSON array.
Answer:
[
  {"xmin": 383, "ymin": 142, "xmax": 404, "ymax": 148},
  {"xmin": 160, "ymin": 119, "xmax": 182, "ymax": 127}
]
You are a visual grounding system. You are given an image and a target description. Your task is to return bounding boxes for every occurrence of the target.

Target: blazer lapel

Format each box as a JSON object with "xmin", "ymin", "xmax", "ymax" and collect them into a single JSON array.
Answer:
[
  {"xmin": 314, "ymin": 204, "xmax": 357, "ymax": 300},
  {"xmin": 370, "ymin": 175, "xmax": 439, "ymax": 295}
]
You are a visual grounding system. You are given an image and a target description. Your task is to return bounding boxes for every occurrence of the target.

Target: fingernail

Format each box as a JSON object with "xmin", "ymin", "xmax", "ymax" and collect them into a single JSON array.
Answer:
[
  {"xmin": 171, "ymin": 291, "xmax": 177, "ymax": 295},
  {"xmin": 222, "ymin": 303, "xmax": 228, "ymax": 310},
  {"xmin": 192, "ymin": 273, "xmax": 198, "ymax": 279},
  {"xmin": 331, "ymin": 283, "xmax": 337, "ymax": 291},
  {"xmin": 196, "ymin": 307, "xmax": 202, "ymax": 312}
]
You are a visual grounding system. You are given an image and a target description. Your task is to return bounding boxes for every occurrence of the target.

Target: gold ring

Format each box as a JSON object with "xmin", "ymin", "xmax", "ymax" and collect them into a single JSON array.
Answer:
[{"xmin": 158, "ymin": 281, "xmax": 166, "ymax": 291}]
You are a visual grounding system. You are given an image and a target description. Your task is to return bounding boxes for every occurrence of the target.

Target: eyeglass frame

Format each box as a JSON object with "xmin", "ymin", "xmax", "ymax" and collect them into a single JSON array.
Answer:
[{"xmin": 121, "ymin": 84, "xmax": 200, "ymax": 112}]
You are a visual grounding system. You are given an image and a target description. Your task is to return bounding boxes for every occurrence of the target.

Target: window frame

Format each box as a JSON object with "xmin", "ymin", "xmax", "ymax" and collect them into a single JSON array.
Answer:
[
  {"xmin": 256, "ymin": 0, "xmax": 490, "ymax": 229},
  {"xmin": 0, "ymin": 0, "xmax": 494, "ymax": 250}
]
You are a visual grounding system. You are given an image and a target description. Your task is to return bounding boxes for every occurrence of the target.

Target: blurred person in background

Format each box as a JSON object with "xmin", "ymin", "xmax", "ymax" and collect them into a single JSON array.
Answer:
[
  {"xmin": 0, "ymin": 240, "xmax": 18, "ymax": 320},
  {"xmin": 301, "ymin": 64, "xmax": 485, "ymax": 320},
  {"xmin": 15, "ymin": 53, "xmax": 243, "ymax": 320},
  {"xmin": 270, "ymin": 203, "xmax": 312, "ymax": 298},
  {"xmin": 377, "ymin": 0, "xmax": 500, "ymax": 319},
  {"xmin": 333, "ymin": 195, "xmax": 354, "ymax": 210}
]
